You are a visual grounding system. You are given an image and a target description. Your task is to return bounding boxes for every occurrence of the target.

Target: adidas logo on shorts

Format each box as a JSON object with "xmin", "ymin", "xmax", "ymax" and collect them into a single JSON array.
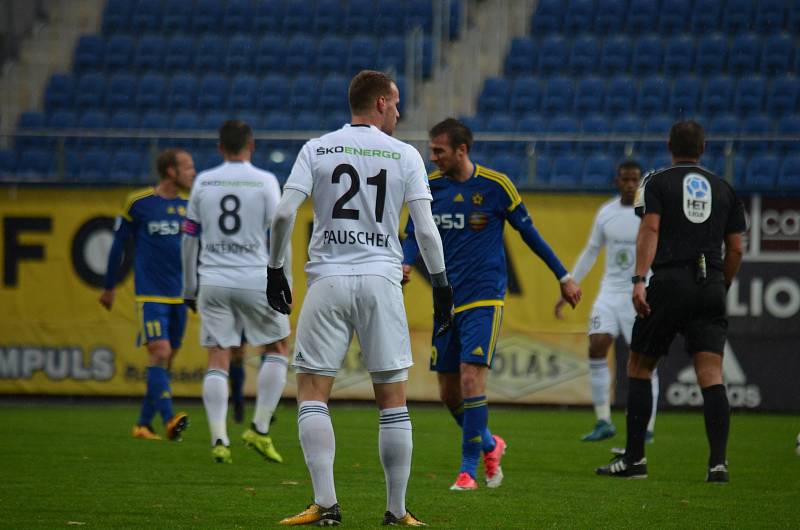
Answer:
[{"xmin": 295, "ymin": 351, "xmax": 305, "ymax": 362}]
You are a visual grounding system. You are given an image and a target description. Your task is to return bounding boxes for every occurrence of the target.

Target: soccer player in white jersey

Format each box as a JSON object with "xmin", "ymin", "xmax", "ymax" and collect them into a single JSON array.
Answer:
[
  {"xmin": 182, "ymin": 120, "xmax": 292, "ymax": 464},
  {"xmin": 554, "ymin": 160, "xmax": 659, "ymax": 442},
  {"xmin": 266, "ymin": 70, "xmax": 453, "ymax": 527}
]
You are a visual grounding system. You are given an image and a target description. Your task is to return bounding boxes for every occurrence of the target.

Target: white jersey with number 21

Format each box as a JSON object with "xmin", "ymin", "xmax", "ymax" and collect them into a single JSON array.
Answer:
[{"xmin": 284, "ymin": 124, "xmax": 432, "ymax": 286}]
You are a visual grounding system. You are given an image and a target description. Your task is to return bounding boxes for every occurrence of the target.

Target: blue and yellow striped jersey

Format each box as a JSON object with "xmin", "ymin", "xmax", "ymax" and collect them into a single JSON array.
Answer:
[
  {"xmin": 402, "ymin": 164, "xmax": 567, "ymax": 312},
  {"xmin": 105, "ymin": 188, "xmax": 187, "ymax": 302}
]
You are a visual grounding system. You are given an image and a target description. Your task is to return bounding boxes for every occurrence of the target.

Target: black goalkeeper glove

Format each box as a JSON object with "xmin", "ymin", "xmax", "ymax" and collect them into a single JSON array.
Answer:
[
  {"xmin": 432, "ymin": 284, "xmax": 454, "ymax": 337},
  {"xmin": 267, "ymin": 266, "xmax": 292, "ymax": 315}
]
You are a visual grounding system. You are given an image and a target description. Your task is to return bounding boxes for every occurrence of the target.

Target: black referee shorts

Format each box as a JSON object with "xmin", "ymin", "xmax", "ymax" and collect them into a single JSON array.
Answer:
[{"xmin": 630, "ymin": 266, "xmax": 728, "ymax": 358}]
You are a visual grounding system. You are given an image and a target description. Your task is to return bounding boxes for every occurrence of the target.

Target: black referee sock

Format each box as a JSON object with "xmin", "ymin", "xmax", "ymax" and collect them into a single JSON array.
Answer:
[
  {"xmin": 701, "ymin": 384, "xmax": 730, "ymax": 467},
  {"xmin": 624, "ymin": 377, "xmax": 653, "ymax": 463}
]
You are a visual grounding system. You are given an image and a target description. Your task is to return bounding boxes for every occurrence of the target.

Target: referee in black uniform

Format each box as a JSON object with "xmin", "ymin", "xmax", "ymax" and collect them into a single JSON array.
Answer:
[{"xmin": 596, "ymin": 121, "xmax": 747, "ymax": 482}]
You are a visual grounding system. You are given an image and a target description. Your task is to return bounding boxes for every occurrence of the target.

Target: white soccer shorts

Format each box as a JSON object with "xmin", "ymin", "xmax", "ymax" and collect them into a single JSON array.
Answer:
[
  {"xmin": 198, "ymin": 285, "xmax": 290, "ymax": 348},
  {"xmin": 292, "ymin": 275, "xmax": 413, "ymax": 375},
  {"xmin": 588, "ymin": 290, "xmax": 636, "ymax": 344}
]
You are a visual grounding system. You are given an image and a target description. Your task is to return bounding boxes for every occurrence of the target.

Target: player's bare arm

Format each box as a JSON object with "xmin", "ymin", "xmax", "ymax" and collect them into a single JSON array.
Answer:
[{"xmin": 633, "ymin": 213, "xmax": 660, "ymax": 317}]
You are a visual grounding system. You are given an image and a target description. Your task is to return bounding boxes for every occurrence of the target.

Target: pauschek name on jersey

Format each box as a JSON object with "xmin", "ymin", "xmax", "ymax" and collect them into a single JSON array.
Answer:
[{"xmin": 322, "ymin": 229, "xmax": 391, "ymax": 247}]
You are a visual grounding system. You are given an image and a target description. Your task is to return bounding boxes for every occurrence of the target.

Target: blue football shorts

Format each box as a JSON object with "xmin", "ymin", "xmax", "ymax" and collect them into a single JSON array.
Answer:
[
  {"xmin": 430, "ymin": 305, "xmax": 504, "ymax": 373},
  {"xmin": 138, "ymin": 302, "xmax": 187, "ymax": 350}
]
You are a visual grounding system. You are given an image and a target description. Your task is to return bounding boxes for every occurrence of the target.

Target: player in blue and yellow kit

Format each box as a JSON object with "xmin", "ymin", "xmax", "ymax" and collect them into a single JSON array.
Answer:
[
  {"xmin": 100, "ymin": 148, "xmax": 196, "ymax": 441},
  {"xmin": 402, "ymin": 119, "xmax": 582, "ymax": 490}
]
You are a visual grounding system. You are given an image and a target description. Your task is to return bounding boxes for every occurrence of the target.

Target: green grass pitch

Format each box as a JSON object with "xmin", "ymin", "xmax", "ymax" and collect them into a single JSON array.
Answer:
[{"xmin": 2, "ymin": 401, "xmax": 799, "ymax": 528}]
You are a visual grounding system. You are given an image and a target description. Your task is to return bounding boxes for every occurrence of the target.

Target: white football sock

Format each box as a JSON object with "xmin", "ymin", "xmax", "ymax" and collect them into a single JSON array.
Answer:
[
  {"xmin": 252, "ymin": 355, "xmax": 288, "ymax": 434},
  {"xmin": 379, "ymin": 406, "xmax": 412, "ymax": 519},
  {"xmin": 648, "ymin": 369, "xmax": 659, "ymax": 433},
  {"xmin": 298, "ymin": 401, "xmax": 337, "ymax": 508},
  {"xmin": 589, "ymin": 358, "xmax": 611, "ymax": 422},
  {"xmin": 203, "ymin": 369, "xmax": 230, "ymax": 446}
]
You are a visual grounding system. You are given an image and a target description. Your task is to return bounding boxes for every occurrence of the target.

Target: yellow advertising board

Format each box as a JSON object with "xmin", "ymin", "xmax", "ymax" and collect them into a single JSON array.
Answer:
[{"xmin": 0, "ymin": 187, "xmax": 612, "ymax": 403}]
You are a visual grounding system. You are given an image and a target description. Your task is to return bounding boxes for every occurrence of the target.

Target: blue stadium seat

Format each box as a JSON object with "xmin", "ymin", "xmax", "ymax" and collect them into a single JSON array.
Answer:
[
  {"xmin": 531, "ymin": 154, "xmax": 551, "ymax": 184},
  {"xmin": 44, "ymin": 74, "xmax": 75, "ymax": 112},
  {"xmin": 286, "ymin": 35, "xmax": 316, "ymax": 72},
  {"xmin": 224, "ymin": 0, "xmax": 254, "ymax": 33},
  {"xmin": 283, "ymin": 0, "xmax": 313, "ymax": 33},
  {"xmin": 104, "ymin": 34, "xmax": 134, "ymax": 71},
  {"xmin": 564, "ymin": 0, "xmax": 595, "ymax": 34},
  {"xmin": 194, "ymin": 149, "xmax": 224, "ymax": 172},
  {"xmin": 167, "ymin": 73, "xmax": 197, "ymax": 110},
  {"xmin": 722, "ymin": 0, "xmax": 753, "ymax": 33},
  {"xmin": 323, "ymin": 112, "xmax": 350, "ymax": 131},
  {"xmin": 101, "ymin": 0, "xmax": 132, "ymax": 34},
  {"xmin": 258, "ymin": 74, "xmax": 289, "ymax": 110},
  {"xmin": 504, "ymin": 37, "xmax": 537, "ymax": 76},
  {"xmin": 229, "ymin": 74, "xmax": 259, "ymax": 110},
  {"xmin": 375, "ymin": 0, "xmax": 406, "ymax": 35},
  {"xmin": 739, "ymin": 114, "xmax": 773, "ymax": 156},
  {"xmin": 546, "ymin": 116, "xmax": 579, "ymax": 155},
  {"xmin": 406, "ymin": 0, "xmax": 433, "ymax": 32},
  {"xmin": 201, "ymin": 111, "xmax": 228, "ymax": 132},
  {"xmin": 78, "ymin": 109, "xmax": 108, "ymax": 128},
  {"xmin": 691, "ymin": 0, "xmax": 722, "ymax": 32},
  {"xmin": 459, "ymin": 115, "xmax": 483, "ymax": 134},
  {"xmin": 263, "ymin": 112, "xmax": 292, "ymax": 130},
  {"xmin": 17, "ymin": 148, "xmax": 54, "ymax": 176},
  {"xmin": 486, "ymin": 114, "xmax": 515, "ymax": 154},
  {"xmin": 320, "ymin": 75, "xmax": 349, "ymax": 112},
  {"xmin": 606, "ymin": 75, "xmax": 636, "ymax": 114},
  {"xmin": 632, "ymin": 35, "xmax": 662, "ymax": 75},
  {"xmin": 314, "ymin": 0, "xmax": 342, "ymax": 35},
  {"xmin": 110, "ymin": 149, "xmax": 146, "ymax": 182},
  {"xmin": 379, "ymin": 37, "xmax": 405, "ymax": 73},
  {"xmin": 600, "ymin": 35, "xmax": 631, "ymax": 74},
  {"xmin": 169, "ymin": 111, "xmax": 201, "ymax": 149},
  {"xmin": 582, "ymin": 153, "xmax": 615, "ymax": 188},
  {"xmin": 345, "ymin": 0, "xmax": 375, "ymax": 33},
  {"xmin": 75, "ymin": 73, "xmax": 106, "ymax": 109},
  {"xmin": 581, "ymin": 114, "xmax": 611, "ymax": 155},
  {"xmin": 701, "ymin": 75, "xmax": 735, "ymax": 116},
  {"xmin": 530, "ymin": 0, "xmax": 565, "ymax": 34},
  {"xmin": 17, "ymin": 112, "xmax": 46, "ymax": 149},
  {"xmin": 318, "ymin": 36, "xmax": 348, "ymax": 73},
  {"xmin": 789, "ymin": 2, "xmax": 800, "ymax": 33},
  {"xmin": 74, "ymin": 35, "xmax": 104, "ymax": 72},
  {"xmin": 254, "ymin": 0, "xmax": 283, "ymax": 33},
  {"xmin": 539, "ymin": 35, "xmax": 569, "ymax": 75},
  {"xmin": 106, "ymin": 72, "xmax": 136, "ymax": 110},
  {"xmin": 192, "ymin": 0, "xmax": 223, "ymax": 32},
  {"xmin": 135, "ymin": 73, "xmax": 165, "ymax": 110},
  {"xmin": 516, "ymin": 113, "xmax": 545, "ymax": 152},
  {"xmin": 294, "ymin": 111, "xmax": 321, "ymax": 131},
  {"xmin": 745, "ymin": 155, "xmax": 778, "ymax": 190},
  {"xmin": 195, "ymin": 34, "xmax": 226, "ymax": 72},
  {"xmin": 778, "ymin": 155, "xmax": 800, "ymax": 189},
  {"xmin": 108, "ymin": 111, "xmax": 141, "ymax": 149},
  {"xmin": 710, "ymin": 154, "xmax": 746, "ymax": 186},
  {"xmin": 663, "ymin": 35, "xmax": 694, "ymax": 76},
  {"xmin": 197, "ymin": 75, "xmax": 228, "ymax": 110},
  {"xmin": 670, "ymin": 75, "xmax": 701, "ymax": 116},
  {"xmin": 627, "ymin": 0, "xmax": 659, "ymax": 32},
  {"xmin": 729, "ymin": 33, "xmax": 761, "ymax": 75},
  {"xmin": 642, "ymin": 114, "xmax": 672, "ymax": 156},
  {"xmin": 510, "ymin": 76, "xmax": 541, "ymax": 114},
  {"xmin": 78, "ymin": 148, "xmax": 110, "ymax": 181},
  {"xmin": 226, "ymin": 34, "xmax": 255, "ymax": 73},
  {"xmin": 638, "ymin": 75, "xmax": 668, "ymax": 116},
  {"xmin": 131, "ymin": 0, "xmax": 162, "ymax": 32},
  {"xmin": 48, "ymin": 109, "xmax": 78, "ymax": 129},
  {"xmin": 696, "ymin": 33, "xmax": 727, "ymax": 74},
  {"xmin": 0, "ymin": 150, "xmax": 16, "ymax": 176},
  {"xmin": 658, "ymin": 0, "xmax": 690, "ymax": 34},
  {"xmin": 162, "ymin": 0, "xmax": 192, "ymax": 32},
  {"xmin": 594, "ymin": 0, "xmax": 627, "ymax": 33},
  {"xmin": 766, "ymin": 76, "xmax": 800, "ymax": 118},
  {"xmin": 140, "ymin": 109, "xmax": 169, "ymax": 131},
  {"xmin": 761, "ymin": 33, "xmax": 793, "ymax": 75},
  {"xmin": 574, "ymin": 76, "xmax": 605, "ymax": 114},
  {"xmin": 478, "ymin": 77, "xmax": 510, "ymax": 112},
  {"xmin": 255, "ymin": 36, "xmax": 285, "ymax": 73},
  {"xmin": 233, "ymin": 111, "xmax": 262, "ymax": 130},
  {"xmin": 348, "ymin": 35, "xmax": 378, "ymax": 75},
  {"xmin": 569, "ymin": 34, "xmax": 599, "ymax": 75},
  {"xmin": 542, "ymin": 77, "xmax": 574, "ymax": 115},
  {"xmin": 613, "ymin": 114, "xmax": 642, "ymax": 134},
  {"xmin": 490, "ymin": 154, "xmax": 524, "ymax": 182},
  {"xmin": 776, "ymin": 115, "xmax": 800, "ymax": 153},
  {"xmin": 550, "ymin": 155, "xmax": 581, "ymax": 187},
  {"xmin": 290, "ymin": 74, "xmax": 320, "ymax": 110},
  {"xmin": 707, "ymin": 113, "xmax": 739, "ymax": 156},
  {"xmin": 133, "ymin": 34, "xmax": 164, "ymax": 71},
  {"xmin": 734, "ymin": 75, "xmax": 766, "ymax": 116},
  {"xmin": 164, "ymin": 35, "xmax": 195, "ymax": 71}
]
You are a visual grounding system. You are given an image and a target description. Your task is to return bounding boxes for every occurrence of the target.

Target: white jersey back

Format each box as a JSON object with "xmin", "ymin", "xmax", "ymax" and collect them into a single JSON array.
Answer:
[
  {"xmin": 284, "ymin": 124, "xmax": 432, "ymax": 285},
  {"xmin": 591, "ymin": 198, "xmax": 640, "ymax": 294},
  {"xmin": 186, "ymin": 161, "xmax": 282, "ymax": 290}
]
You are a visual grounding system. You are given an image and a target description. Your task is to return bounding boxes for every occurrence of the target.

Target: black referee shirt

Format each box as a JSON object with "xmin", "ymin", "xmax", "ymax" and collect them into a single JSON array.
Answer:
[{"xmin": 634, "ymin": 163, "xmax": 747, "ymax": 270}]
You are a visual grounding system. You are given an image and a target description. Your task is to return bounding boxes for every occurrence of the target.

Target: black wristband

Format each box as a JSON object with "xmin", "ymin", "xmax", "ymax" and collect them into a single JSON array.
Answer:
[{"xmin": 631, "ymin": 275, "xmax": 646, "ymax": 284}]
